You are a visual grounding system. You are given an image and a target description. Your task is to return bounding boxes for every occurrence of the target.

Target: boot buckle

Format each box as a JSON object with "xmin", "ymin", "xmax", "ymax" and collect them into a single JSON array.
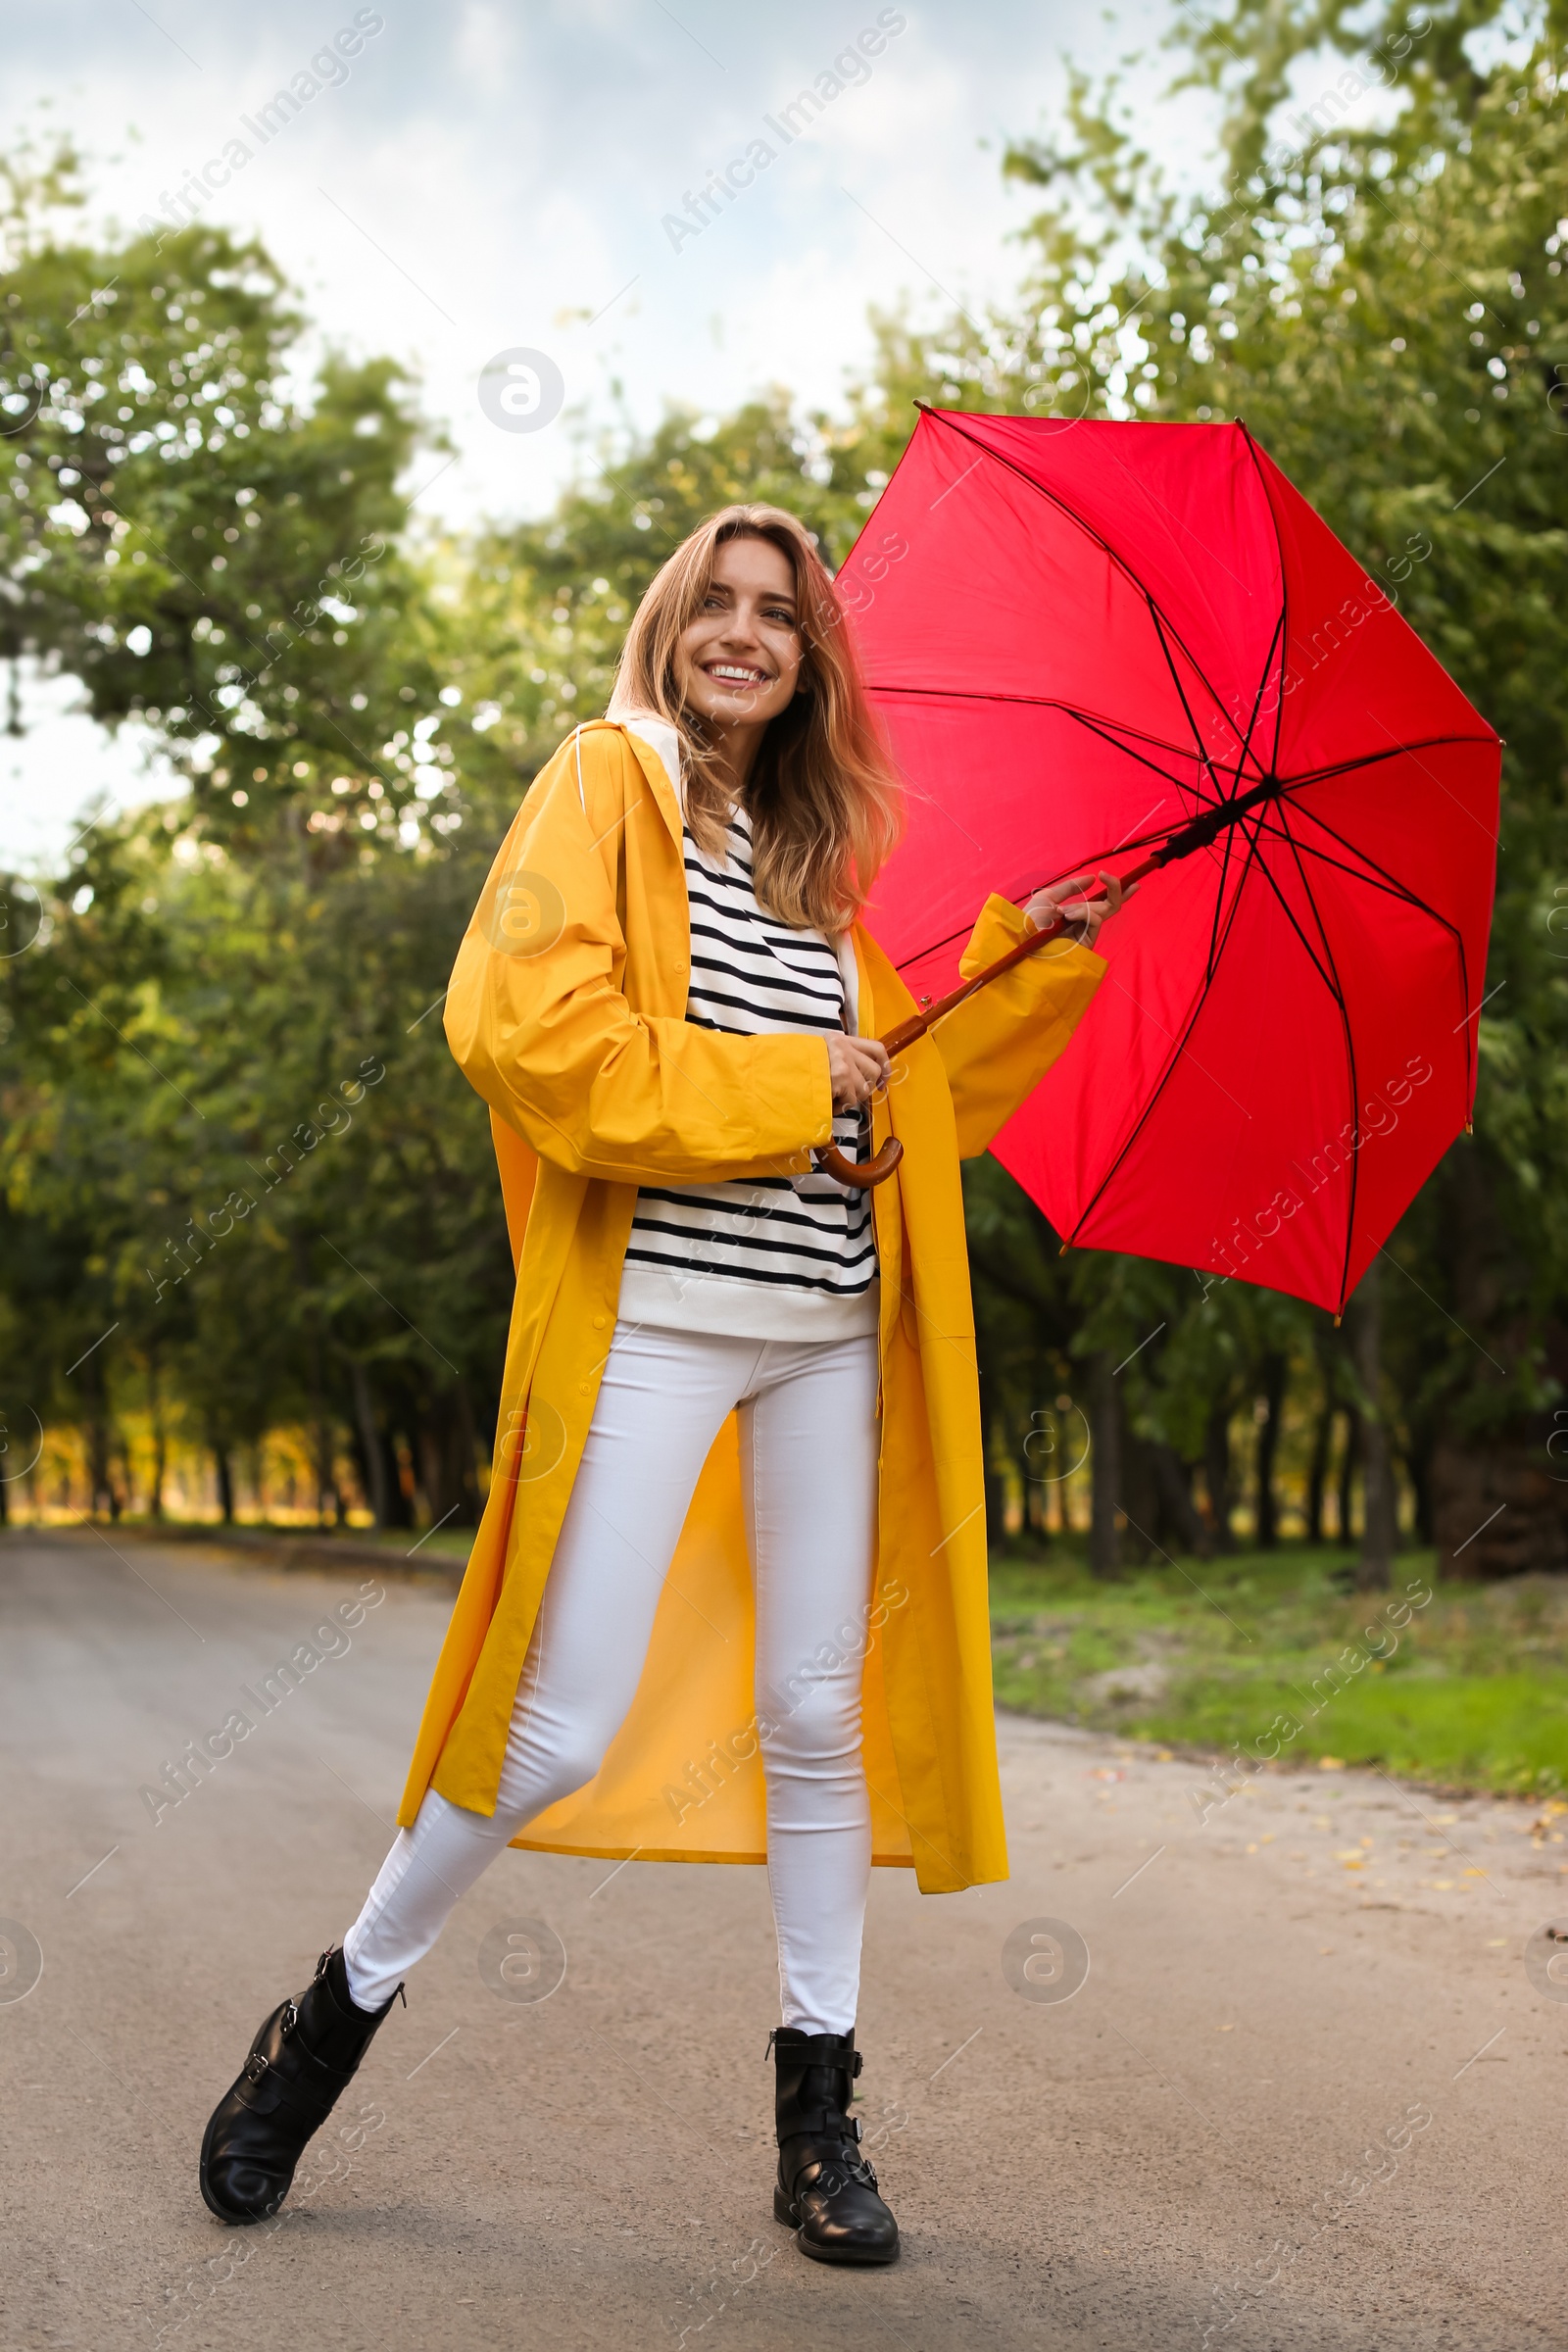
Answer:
[
  {"xmin": 245, "ymin": 2051, "xmax": 270, "ymax": 2082},
  {"xmin": 279, "ymin": 1999, "xmax": 299, "ymax": 2037}
]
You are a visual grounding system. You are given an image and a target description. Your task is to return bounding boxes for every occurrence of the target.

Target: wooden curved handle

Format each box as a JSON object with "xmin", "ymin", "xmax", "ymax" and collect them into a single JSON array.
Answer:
[{"xmin": 812, "ymin": 1136, "xmax": 905, "ymax": 1190}]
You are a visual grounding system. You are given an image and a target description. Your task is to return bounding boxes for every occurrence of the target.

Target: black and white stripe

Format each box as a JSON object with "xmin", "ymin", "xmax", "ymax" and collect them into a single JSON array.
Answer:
[{"xmin": 622, "ymin": 808, "xmax": 877, "ymax": 1324}]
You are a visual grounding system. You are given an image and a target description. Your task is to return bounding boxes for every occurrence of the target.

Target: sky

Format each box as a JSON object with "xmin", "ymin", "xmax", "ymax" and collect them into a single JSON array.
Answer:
[{"xmin": 2, "ymin": 0, "xmax": 1199, "ymax": 871}]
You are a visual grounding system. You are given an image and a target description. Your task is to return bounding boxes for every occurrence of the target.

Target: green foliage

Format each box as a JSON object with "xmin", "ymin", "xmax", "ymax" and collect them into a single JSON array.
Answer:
[
  {"xmin": 0, "ymin": 153, "xmax": 445, "ymax": 853},
  {"xmin": 0, "ymin": 798, "xmax": 511, "ymax": 1516},
  {"xmin": 990, "ymin": 1542, "xmax": 1568, "ymax": 1789},
  {"xmin": 2, "ymin": 0, "xmax": 1562, "ymax": 1564}
]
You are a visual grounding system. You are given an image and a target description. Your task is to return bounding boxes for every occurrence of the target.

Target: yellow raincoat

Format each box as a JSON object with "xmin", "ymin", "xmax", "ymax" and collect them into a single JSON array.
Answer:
[{"xmin": 399, "ymin": 720, "xmax": 1104, "ymax": 1893}]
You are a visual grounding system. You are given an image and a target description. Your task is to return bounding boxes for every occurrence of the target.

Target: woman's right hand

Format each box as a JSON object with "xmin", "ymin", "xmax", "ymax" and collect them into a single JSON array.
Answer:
[{"xmin": 826, "ymin": 1032, "xmax": 891, "ymax": 1111}]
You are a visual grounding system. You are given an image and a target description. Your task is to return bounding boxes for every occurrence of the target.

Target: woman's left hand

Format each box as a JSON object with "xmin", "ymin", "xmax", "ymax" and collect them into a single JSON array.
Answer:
[{"xmin": 1022, "ymin": 868, "xmax": 1136, "ymax": 952}]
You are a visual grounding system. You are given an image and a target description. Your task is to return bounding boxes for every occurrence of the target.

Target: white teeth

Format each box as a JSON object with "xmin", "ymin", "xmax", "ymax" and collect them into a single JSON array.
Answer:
[{"xmin": 709, "ymin": 664, "xmax": 764, "ymax": 684}]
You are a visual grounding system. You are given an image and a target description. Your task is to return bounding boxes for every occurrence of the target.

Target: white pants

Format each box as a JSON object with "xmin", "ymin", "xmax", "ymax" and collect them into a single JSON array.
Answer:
[{"xmin": 344, "ymin": 1321, "xmax": 880, "ymax": 2034}]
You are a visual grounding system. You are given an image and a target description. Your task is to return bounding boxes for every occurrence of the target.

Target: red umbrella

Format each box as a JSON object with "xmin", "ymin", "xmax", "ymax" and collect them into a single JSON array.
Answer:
[{"xmin": 840, "ymin": 405, "xmax": 1500, "ymax": 1315}]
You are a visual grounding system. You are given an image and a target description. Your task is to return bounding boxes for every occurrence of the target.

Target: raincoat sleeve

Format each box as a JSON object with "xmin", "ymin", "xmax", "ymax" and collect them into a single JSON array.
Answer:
[
  {"xmin": 445, "ymin": 728, "xmax": 836, "ymax": 1185},
  {"xmin": 931, "ymin": 893, "xmax": 1105, "ymax": 1159}
]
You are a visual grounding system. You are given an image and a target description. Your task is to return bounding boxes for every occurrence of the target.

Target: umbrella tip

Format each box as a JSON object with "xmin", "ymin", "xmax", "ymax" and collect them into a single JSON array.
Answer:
[
  {"xmin": 913, "ymin": 396, "xmax": 934, "ymax": 412},
  {"xmin": 1333, "ymin": 1312, "xmax": 1343, "ymax": 1328},
  {"xmin": 1465, "ymin": 1119, "xmax": 1474, "ymax": 1136}
]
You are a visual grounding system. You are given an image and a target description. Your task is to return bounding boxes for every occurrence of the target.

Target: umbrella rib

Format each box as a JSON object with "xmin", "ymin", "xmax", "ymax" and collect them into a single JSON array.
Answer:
[
  {"xmin": 917, "ymin": 407, "xmax": 1254, "ymax": 762},
  {"xmin": 1238, "ymin": 813, "xmax": 1352, "ymax": 1017},
  {"xmin": 1275, "ymin": 732, "xmax": 1498, "ymax": 794},
  {"xmin": 1058, "ymin": 709, "xmax": 1217, "ymax": 817},
  {"xmin": 866, "ymin": 681, "xmax": 1209, "ymax": 774},
  {"xmin": 1223, "ymin": 603, "xmax": 1288, "ymax": 808},
  {"xmin": 1197, "ymin": 755, "xmax": 1279, "ymax": 983},
  {"xmin": 1202, "ymin": 804, "xmax": 1244, "ymax": 983},
  {"xmin": 1163, "ymin": 597, "xmax": 1281, "ymax": 805},
  {"xmin": 884, "ymin": 748, "xmax": 1227, "ymax": 980},
  {"xmin": 890, "ymin": 737, "xmax": 1459, "ymax": 986},
  {"xmin": 1251, "ymin": 808, "xmax": 1463, "ymax": 937},
  {"xmin": 1283, "ymin": 798, "xmax": 1468, "ymax": 939},
  {"xmin": 1238, "ymin": 424, "xmax": 1290, "ymax": 779},
  {"xmin": 1062, "ymin": 801, "xmax": 1275, "ymax": 1250},
  {"xmin": 1145, "ymin": 599, "xmax": 1262, "ymax": 799},
  {"xmin": 1248, "ymin": 804, "xmax": 1364, "ymax": 1311},
  {"xmin": 1281, "ymin": 799, "xmax": 1477, "ymax": 1099}
]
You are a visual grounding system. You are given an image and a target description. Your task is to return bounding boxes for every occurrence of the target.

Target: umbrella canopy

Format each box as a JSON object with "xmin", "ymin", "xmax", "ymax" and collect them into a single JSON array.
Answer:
[{"xmin": 847, "ymin": 406, "xmax": 1500, "ymax": 1315}]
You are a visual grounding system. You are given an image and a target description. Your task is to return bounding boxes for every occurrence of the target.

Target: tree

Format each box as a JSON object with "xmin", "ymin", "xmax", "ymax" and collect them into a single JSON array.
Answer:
[
  {"xmin": 0, "ymin": 143, "xmax": 447, "ymax": 858},
  {"xmin": 988, "ymin": 0, "xmax": 1568, "ymax": 1572}
]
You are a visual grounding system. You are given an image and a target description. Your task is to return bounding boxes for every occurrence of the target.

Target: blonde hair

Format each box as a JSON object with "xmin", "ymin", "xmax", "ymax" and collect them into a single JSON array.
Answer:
[{"xmin": 609, "ymin": 503, "xmax": 903, "ymax": 933}]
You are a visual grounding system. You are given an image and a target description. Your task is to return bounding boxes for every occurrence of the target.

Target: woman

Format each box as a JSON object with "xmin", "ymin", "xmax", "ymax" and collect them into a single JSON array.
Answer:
[{"xmin": 199, "ymin": 504, "xmax": 1127, "ymax": 2265}]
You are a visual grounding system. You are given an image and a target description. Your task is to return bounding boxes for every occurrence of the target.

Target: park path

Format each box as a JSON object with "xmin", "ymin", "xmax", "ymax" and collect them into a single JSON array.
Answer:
[{"xmin": 2, "ymin": 1527, "xmax": 1564, "ymax": 2352}]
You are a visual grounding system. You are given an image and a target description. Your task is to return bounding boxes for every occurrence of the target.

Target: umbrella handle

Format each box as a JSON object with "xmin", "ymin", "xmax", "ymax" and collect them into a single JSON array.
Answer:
[
  {"xmin": 808, "ymin": 887, "xmax": 1128, "ymax": 1192},
  {"xmin": 807, "ymin": 904, "xmax": 1092, "ymax": 1192},
  {"xmin": 811, "ymin": 1136, "xmax": 906, "ymax": 1189}
]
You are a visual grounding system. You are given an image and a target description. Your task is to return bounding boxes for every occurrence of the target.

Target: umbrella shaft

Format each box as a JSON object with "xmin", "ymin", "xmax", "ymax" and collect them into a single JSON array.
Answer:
[
  {"xmin": 880, "ymin": 850, "xmax": 1162, "ymax": 1055},
  {"xmin": 878, "ymin": 776, "xmax": 1282, "ymax": 1055}
]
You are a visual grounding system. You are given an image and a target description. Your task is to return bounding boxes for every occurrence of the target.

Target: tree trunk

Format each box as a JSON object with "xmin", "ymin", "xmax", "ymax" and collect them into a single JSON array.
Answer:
[
  {"xmin": 1406, "ymin": 1437, "xmax": 1434, "ymax": 1547},
  {"xmin": 1429, "ymin": 1427, "xmax": 1568, "ymax": 1577},
  {"xmin": 1353, "ymin": 1261, "xmax": 1396, "ymax": 1591},
  {"xmin": 147, "ymin": 1350, "xmax": 167, "ymax": 1521},
  {"xmin": 314, "ymin": 1413, "xmax": 339, "ymax": 1527},
  {"xmin": 1337, "ymin": 1408, "xmax": 1362, "ymax": 1545},
  {"xmin": 1254, "ymin": 1350, "xmax": 1287, "ymax": 1548},
  {"xmin": 1305, "ymin": 1396, "xmax": 1334, "ymax": 1543},
  {"xmin": 82, "ymin": 1353, "xmax": 119, "ymax": 1519},
  {"xmin": 1119, "ymin": 1428, "xmax": 1161, "ymax": 1563},
  {"xmin": 1088, "ymin": 1348, "xmax": 1121, "ymax": 1579},
  {"xmin": 434, "ymin": 1384, "xmax": 483, "ymax": 1529},
  {"xmin": 1151, "ymin": 1441, "xmax": 1210, "ymax": 1557},
  {"xmin": 416, "ymin": 1393, "xmax": 481, "ymax": 1533},
  {"xmin": 983, "ymin": 1443, "xmax": 1008, "ymax": 1551},
  {"xmin": 1424, "ymin": 1143, "xmax": 1568, "ymax": 1576},
  {"xmin": 293, "ymin": 1237, "xmax": 338, "ymax": 1527},
  {"xmin": 349, "ymin": 1358, "xmax": 396, "ymax": 1529},
  {"xmin": 1203, "ymin": 1401, "xmax": 1235, "ymax": 1553},
  {"xmin": 214, "ymin": 1443, "xmax": 235, "ymax": 1525}
]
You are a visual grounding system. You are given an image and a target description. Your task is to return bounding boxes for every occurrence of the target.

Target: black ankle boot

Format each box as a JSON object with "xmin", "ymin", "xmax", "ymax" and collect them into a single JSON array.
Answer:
[
  {"xmin": 200, "ymin": 1947, "xmax": 399, "ymax": 2224},
  {"xmin": 769, "ymin": 2027, "xmax": 899, "ymax": 2266}
]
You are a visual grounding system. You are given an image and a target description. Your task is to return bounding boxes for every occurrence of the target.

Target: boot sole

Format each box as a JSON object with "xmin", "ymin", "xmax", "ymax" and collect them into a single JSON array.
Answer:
[{"xmin": 773, "ymin": 2185, "xmax": 900, "ymax": 2265}]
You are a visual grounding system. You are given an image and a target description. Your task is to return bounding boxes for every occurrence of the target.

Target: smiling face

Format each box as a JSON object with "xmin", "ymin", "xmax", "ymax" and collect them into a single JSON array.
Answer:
[{"xmin": 672, "ymin": 532, "xmax": 806, "ymax": 733}]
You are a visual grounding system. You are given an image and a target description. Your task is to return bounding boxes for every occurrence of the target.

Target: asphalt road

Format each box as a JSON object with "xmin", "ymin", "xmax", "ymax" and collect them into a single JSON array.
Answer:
[{"xmin": 3, "ymin": 1526, "xmax": 1565, "ymax": 2352}]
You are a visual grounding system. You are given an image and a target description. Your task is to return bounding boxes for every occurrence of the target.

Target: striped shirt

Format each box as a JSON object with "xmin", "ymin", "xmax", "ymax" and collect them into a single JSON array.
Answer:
[{"xmin": 616, "ymin": 808, "xmax": 880, "ymax": 1343}]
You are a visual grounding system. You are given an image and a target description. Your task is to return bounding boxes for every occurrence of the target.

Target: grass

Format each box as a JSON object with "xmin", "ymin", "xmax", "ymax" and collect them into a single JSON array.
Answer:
[{"xmin": 988, "ymin": 1541, "xmax": 1568, "ymax": 1795}]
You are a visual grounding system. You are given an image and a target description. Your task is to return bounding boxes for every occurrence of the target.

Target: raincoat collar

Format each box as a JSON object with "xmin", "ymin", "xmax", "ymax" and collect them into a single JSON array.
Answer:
[
  {"xmin": 600, "ymin": 698, "xmax": 858, "ymax": 1031},
  {"xmin": 601, "ymin": 700, "xmax": 685, "ymax": 841}
]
